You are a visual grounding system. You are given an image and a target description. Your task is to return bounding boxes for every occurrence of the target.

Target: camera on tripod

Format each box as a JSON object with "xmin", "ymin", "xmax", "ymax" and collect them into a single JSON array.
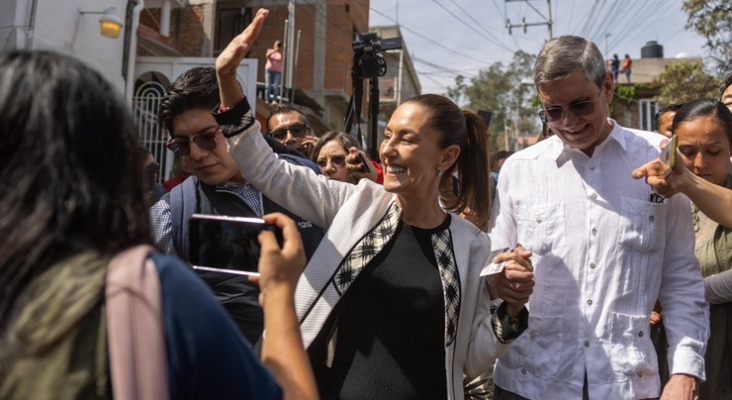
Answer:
[
  {"xmin": 352, "ymin": 33, "xmax": 402, "ymax": 79},
  {"xmin": 346, "ymin": 32, "xmax": 403, "ymax": 158}
]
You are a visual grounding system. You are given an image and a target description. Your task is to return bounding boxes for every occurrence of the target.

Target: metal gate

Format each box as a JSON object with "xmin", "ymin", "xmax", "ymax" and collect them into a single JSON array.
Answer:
[{"xmin": 133, "ymin": 80, "xmax": 173, "ymax": 182}]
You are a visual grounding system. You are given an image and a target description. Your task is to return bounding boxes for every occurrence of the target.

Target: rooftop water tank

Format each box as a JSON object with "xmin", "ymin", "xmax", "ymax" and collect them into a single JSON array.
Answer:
[{"xmin": 641, "ymin": 40, "xmax": 663, "ymax": 59}]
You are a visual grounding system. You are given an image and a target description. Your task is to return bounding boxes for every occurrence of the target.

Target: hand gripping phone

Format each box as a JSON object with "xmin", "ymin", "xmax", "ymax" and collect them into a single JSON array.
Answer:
[{"xmin": 187, "ymin": 214, "xmax": 283, "ymax": 277}]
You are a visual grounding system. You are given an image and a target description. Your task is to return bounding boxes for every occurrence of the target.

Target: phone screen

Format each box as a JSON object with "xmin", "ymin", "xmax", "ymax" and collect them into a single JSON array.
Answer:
[
  {"xmin": 357, "ymin": 151, "xmax": 372, "ymax": 173},
  {"xmin": 188, "ymin": 214, "xmax": 282, "ymax": 274}
]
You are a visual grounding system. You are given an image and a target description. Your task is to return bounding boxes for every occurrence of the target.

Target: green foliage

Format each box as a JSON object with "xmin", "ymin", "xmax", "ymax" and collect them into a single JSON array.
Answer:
[
  {"xmin": 615, "ymin": 85, "xmax": 636, "ymax": 107},
  {"xmin": 683, "ymin": 0, "xmax": 732, "ymax": 77},
  {"xmin": 650, "ymin": 60, "xmax": 721, "ymax": 106},
  {"xmin": 446, "ymin": 50, "xmax": 538, "ymax": 151}
]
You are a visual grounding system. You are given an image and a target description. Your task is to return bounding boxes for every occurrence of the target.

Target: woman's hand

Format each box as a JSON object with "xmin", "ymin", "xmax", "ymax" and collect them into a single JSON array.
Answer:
[
  {"xmin": 486, "ymin": 245, "xmax": 535, "ymax": 317},
  {"xmin": 216, "ymin": 8, "xmax": 268, "ymax": 107},
  {"xmin": 346, "ymin": 147, "xmax": 379, "ymax": 182}
]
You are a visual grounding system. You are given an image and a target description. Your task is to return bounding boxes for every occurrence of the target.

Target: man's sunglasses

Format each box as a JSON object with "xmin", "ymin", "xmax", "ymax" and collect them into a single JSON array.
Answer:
[
  {"xmin": 538, "ymin": 92, "xmax": 602, "ymax": 124},
  {"xmin": 268, "ymin": 123, "xmax": 310, "ymax": 140},
  {"xmin": 166, "ymin": 130, "xmax": 219, "ymax": 157},
  {"xmin": 316, "ymin": 154, "xmax": 346, "ymax": 168}
]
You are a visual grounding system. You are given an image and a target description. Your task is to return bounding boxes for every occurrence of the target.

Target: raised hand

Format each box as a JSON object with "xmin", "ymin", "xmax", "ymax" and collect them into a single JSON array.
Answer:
[{"xmin": 216, "ymin": 8, "xmax": 269, "ymax": 107}]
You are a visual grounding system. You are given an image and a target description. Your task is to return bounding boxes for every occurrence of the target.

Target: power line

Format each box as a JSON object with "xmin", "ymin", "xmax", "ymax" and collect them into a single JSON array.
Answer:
[
  {"xmin": 445, "ymin": 0, "xmax": 516, "ymax": 50},
  {"xmin": 431, "ymin": 0, "xmax": 515, "ymax": 53},
  {"xmin": 370, "ymin": 7, "xmax": 497, "ymax": 65}
]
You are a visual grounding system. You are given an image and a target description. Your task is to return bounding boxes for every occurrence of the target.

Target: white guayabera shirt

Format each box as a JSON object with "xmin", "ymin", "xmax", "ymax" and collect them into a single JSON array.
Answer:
[{"xmin": 489, "ymin": 120, "xmax": 709, "ymax": 400}]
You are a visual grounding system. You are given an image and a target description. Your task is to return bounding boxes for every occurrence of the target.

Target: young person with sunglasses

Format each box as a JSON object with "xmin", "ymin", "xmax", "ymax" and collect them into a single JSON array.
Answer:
[
  {"xmin": 489, "ymin": 35, "xmax": 708, "ymax": 400},
  {"xmin": 266, "ymin": 105, "xmax": 320, "ymax": 157},
  {"xmin": 151, "ymin": 66, "xmax": 324, "ymax": 345},
  {"xmin": 310, "ymin": 130, "xmax": 382, "ymax": 184},
  {"xmin": 215, "ymin": 10, "xmax": 534, "ymax": 400}
]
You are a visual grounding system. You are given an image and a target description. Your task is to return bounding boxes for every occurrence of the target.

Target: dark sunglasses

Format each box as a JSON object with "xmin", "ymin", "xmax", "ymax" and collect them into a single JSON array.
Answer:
[
  {"xmin": 166, "ymin": 130, "xmax": 219, "ymax": 157},
  {"xmin": 538, "ymin": 92, "xmax": 602, "ymax": 124},
  {"xmin": 269, "ymin": 123, "xmax": 310, "ymax": 140},
  {"xmin": 316, "ymin": 154, "xmax": 346, "ymax": 168}
]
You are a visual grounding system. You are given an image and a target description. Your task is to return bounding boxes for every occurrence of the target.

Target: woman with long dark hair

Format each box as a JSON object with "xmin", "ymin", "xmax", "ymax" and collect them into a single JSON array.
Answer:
[{"xmin": 0, "ymin": 49, "xmax": 315, "ymax": 400}]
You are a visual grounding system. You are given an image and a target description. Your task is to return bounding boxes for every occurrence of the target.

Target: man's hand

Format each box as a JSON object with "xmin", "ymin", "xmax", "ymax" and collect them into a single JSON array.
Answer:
[
  {"xmin": 216, "ymin": 8, "xmax": 268, "ymax": 107},
  {"xmin": 661, "ymin": 374, "xmax": 699, "ymax": 400},
  {"xmin": 250, "ymin": 212, "xmax": 306, "ymax": 307},
  {"xmin": 346, "ymin": 147, "xmax": 378, "ymax": 182},
  {"xmin": 486, "ymin": 244, "xmax": 535, "ymax": 317}
]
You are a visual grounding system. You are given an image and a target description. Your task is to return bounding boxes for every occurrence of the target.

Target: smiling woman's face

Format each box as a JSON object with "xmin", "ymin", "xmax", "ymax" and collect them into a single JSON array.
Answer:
[
  {"xmin": 380, "ymin": 102, "xmax": 449, "ymax": 199},
  {"xmin": 676, "ymin": 115, "xmax": 732, "ymax": 187}
]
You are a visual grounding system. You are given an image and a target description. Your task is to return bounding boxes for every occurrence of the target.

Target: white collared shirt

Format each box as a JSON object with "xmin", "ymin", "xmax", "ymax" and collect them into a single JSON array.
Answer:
[{"xmin": 489, "ymin": 120, "xmax": 709, "ymax": 399}]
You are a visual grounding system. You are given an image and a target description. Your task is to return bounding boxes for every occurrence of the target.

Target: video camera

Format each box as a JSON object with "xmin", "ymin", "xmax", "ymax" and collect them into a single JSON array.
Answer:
[{"xmin": 352, "ymin": 33, "xmax": 402, "ymax": 79}]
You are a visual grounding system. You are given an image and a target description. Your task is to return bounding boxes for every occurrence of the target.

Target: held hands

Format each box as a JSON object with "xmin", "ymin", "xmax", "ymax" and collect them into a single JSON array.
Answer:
[
  {"xmin": 249, "ymin": 213, "xmax": 306, "ymax": 307},
  {"xmin": 486, "ymin": 244, "xmax": 535, "ymax": 317},
  {"xmin": 346, "ymin": 147, "xmax": 378, "ymax": 182}
]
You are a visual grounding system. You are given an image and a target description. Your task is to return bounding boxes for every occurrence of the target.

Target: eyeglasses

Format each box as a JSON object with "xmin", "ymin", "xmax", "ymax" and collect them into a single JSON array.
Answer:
[
  {"xmin": 268, "ymin": 123, "xmax": 310, "ymax": 140},
  {"xmin": 166, "ymin": 130, "xmax": 219, "ymax": 157},
  {"xmin": 316, "ymin": 154, "xmax": 346, "ymax": 168},
  {"xmin": 538, "ymin": 92, "xmax": 603, "ymax": 124}
]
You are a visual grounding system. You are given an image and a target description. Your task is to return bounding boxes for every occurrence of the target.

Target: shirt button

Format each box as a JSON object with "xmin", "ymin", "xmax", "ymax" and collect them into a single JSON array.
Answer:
[
  {"xmin": 530, "ymin": 331, "xmax": 537, "ymax": 339},
  {"xmin": 584, "ymin": 341, "xmax": 590, "ymax": 347},
  {"xmin": 591, "ymin": 228, "xmax": 598, "ymax": 236},
  {"xmin": 536, "ymin": 217, "xmax": 542, "ymax": 223},
  {"xmin": 589, "ymin": 165, "xmax": 596, "ymax": 171},
  {"xmin": 649, "ymin": 215, "xmax": 655, "ymax": 222},
  {"xmin": 589, "ymin": 263, "xmax": 596, "ymax": 269},
  {"xmin": 587, "ymin": 299, "xmax": 593, "ymax": 305},
  {"xmin": 521, "ymin": 368, "xmax": 527, "ymax": 374},
  {"xmin": 637, "ymin": 371, "xmax": 643, "ymax": 378},
  {"xmin": 590, "ymin": 193, "xmax": 598, "ymax": 200},
  {"xmin": 638, "ymin": 331, "xmax": 644, "ymax": 337}
]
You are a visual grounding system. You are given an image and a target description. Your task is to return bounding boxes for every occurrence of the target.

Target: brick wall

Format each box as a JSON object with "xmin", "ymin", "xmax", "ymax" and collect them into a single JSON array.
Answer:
[
  {"xmin": 140, "ymin": 6, "xmax": 207, "ymax": 56},
  {"xmin": 249, "ymin": 0, "xmax": 369, "ymax": 94}
]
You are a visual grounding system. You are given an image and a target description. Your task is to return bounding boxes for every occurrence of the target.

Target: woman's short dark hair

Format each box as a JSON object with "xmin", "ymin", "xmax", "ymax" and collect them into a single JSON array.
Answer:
[
  {"xmin": 404, "ymin": 94, "xmax": 490, "ymax": 230},
  {"xmin": 672, "ymin": 98, "xmax": 732, "ymax": 143},
  {"xmin": 311, "ymin": 131, "xmax": 363, "ymax": 184},
  {"xmin": 0, "ymin": 51, "xmax": 151, "ymax": 324}
]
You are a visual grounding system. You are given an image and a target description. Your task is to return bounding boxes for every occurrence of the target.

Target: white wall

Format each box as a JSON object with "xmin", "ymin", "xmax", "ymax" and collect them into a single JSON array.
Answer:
[{"xmin": 1, "ymin": 0, "xmax": 129, "ymax": 92}]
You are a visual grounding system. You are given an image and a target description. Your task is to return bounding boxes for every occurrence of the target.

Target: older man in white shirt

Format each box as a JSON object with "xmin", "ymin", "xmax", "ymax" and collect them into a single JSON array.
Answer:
[{"xmin": 489, "ymin": 35, "xmax": 709, "ymax": 400}]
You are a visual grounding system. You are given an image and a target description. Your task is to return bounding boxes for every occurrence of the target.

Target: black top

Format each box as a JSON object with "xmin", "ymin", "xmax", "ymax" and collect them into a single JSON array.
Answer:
[{"xmin": 317, "ymin": 215, "xmax": 451, "ymax": 400}]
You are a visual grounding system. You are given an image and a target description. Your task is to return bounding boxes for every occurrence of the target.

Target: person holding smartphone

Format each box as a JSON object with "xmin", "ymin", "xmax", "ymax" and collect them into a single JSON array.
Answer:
[
  {"xmin": 214, "ymin": 10, "xmax": 533, "ymax": 400},
  {"xmin": 310, "ymin": 130, "xmax": 382, "ymax": 184},
  {"xmin": 266, "ymin": 105, "xmax": 320, "ymax": 157},
  {"xmin": 634, "ymin": 98, "xmax": 732, "ymax": 398},
  {"xmin": 0, "ymin": 50, "xmax": 316, "ymax": 400}
]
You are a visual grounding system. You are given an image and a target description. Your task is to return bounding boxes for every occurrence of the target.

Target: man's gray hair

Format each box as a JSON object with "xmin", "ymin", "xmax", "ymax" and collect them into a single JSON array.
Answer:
[{"xmin": 534, "ymin": 35, "xmax": 607, "ymax": 90}]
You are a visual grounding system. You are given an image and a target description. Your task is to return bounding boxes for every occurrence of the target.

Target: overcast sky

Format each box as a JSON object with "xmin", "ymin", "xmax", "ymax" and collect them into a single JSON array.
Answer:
[{"xmin": 368, "ymin": 0, "xmax": 708, "ymax": 95}]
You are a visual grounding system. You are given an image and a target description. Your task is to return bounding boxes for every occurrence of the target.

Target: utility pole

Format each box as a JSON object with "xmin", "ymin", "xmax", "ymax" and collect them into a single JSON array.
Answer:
[{"xmin": 505, "ymin": 0, "xmax": 553, "ymax": 41}]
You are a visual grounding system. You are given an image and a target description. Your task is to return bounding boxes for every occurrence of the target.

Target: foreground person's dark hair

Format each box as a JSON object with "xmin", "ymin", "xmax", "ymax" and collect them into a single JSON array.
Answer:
[{"xmin": 0, "ymin": 51, "xmax": 151, "ymax": 329}]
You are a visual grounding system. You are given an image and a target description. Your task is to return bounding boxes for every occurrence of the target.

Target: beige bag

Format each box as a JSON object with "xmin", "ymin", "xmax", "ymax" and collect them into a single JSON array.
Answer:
[{"xmin": 106, "ymin": 245, "xmax": 170, "ymax": 400}]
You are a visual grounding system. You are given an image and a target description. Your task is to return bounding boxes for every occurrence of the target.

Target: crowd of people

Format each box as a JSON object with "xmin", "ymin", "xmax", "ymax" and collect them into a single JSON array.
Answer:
[{"xmin": 2, "ymin": 6, "xmax": 732, "ymax": 400}]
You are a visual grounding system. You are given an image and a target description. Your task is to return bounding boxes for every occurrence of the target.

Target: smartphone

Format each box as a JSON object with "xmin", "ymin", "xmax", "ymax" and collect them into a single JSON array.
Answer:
[
  {"xmin": 356, "ymin": 151, "xmax": 372, "ymax": 173},
  {"xmin": 187, "ymin": 214, "xmax": 283, "ymax": 277},
  {"xmin": 659, "ymin": 134, "xmax": 678, "ymax": 170}
]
